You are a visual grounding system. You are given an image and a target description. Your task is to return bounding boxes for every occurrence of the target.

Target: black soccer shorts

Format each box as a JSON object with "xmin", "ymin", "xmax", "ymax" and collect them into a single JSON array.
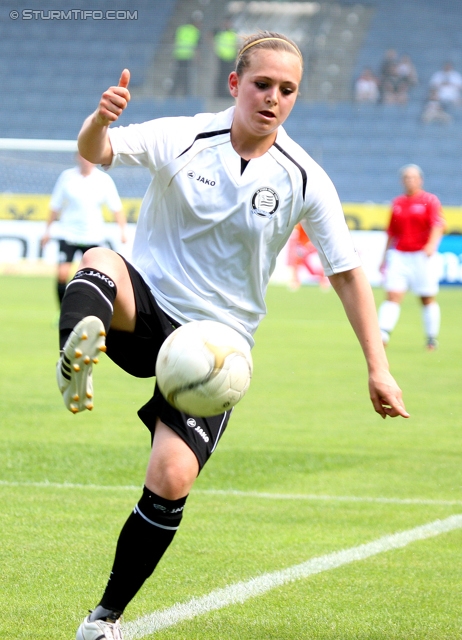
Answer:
[
  {"xmin": 105, "ymin": 257, "xmax": 232, "ymax": 470},
  {"xmin": 58, "ymin": 239, "xmax": 100, "ymax": 264}
]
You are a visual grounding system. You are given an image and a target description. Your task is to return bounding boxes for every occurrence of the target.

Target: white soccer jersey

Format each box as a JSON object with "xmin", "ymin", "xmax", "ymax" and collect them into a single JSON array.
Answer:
[
  {"xmin": 108, "ymin": 106, "xmax": 360, "ymax": 344},
  {"xmin": 50, "ymin": 166, "xmax": 122, "ymax": 245}
]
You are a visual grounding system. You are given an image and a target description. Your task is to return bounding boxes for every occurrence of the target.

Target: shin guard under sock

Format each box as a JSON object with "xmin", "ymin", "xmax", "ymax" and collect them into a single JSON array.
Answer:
[
  {"xmin": 99, "ymin": 487, "xmax": 188, "ymax": 613},
  {"xmin": 59, "ymin": 268, "xmax": 117, "ymax": 349}
]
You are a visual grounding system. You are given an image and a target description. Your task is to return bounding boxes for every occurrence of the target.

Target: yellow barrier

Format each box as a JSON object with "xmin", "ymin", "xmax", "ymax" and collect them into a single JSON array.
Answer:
[
  {"xmin": 343, "ymin": 202, "xmax": 462, "ymax": 234},
  {"xmin": 0, "ymin": 194, "xmax": 142, "ymax": 224},
  {"xmin": 1, "ymin": 195, "xmax": 462, "ymax": 233}
]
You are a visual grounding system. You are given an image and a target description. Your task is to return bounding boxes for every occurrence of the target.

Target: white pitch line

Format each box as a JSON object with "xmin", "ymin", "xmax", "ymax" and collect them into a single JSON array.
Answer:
[
  {"xmin": 123, "ymin": 514, "xmax": 462, "ymax": 639},
  {"xmin": 195, "ymin": 489, "xmax": 462, "ymax": 507},
  {"xmin": 0, "ymin": 480, "xmax": 142, "ymax": 491},
  {"xmin": 0, "ymin": 480, "xmax": 461, "ymax": 506}
]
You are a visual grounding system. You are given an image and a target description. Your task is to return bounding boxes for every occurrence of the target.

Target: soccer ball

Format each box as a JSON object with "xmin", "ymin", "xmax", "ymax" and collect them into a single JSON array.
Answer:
[{"xmin": 156, "ymin": 320, "xmax": 253, "ymax": 417}]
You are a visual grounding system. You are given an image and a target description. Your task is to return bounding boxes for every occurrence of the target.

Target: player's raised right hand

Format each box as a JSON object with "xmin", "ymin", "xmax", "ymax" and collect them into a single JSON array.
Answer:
[{"xmin": 94, "ymin": 69, "xmax": 131, "ymax": 127}]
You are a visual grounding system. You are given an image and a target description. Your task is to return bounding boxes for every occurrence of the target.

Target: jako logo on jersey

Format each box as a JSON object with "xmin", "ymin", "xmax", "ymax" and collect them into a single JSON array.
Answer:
[
  {"xmin": 75, "ymin": 270, "xmax": 115, "ymax": 287},
  {"xmin": 186, "ymin": 169, "xmax": 216, "ymax": 186},
  {"xmin": 197, "ymin": 175, "xmax": 216, "ymax": 186},
  {"xmin": 186, "ymin": 418, "xmax": 196, "ymax": 428},
  {"xmin": 251, "ymin": 187, "xmax": 279, "ymax": 218}
]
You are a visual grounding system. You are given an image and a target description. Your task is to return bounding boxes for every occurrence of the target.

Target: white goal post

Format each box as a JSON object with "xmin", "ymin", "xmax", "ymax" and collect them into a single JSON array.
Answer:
[{"xmin": 0, "ymin": 138, "xmax": 77, "ymax": 151}]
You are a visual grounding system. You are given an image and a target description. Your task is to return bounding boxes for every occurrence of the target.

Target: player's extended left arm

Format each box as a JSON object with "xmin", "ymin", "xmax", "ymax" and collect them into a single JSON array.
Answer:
[{"xmin": 328, "ymin": 266, "xmax": 409, "ymax": 420}]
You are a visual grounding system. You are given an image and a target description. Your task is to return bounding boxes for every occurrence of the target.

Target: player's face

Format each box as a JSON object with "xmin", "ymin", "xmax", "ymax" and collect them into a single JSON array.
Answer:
[
  {"xmin": 229, "ymin": 49, "xmax": 302, "ymax": 140},
  {"xmin": 402, "ymin": 169, "xmax": 423, "ymax": 195}
]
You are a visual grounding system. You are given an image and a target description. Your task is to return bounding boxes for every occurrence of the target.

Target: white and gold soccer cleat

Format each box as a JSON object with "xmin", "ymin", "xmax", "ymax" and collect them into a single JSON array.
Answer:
[
  {"xmin": 56, "ymin": 316, "xmax": 107, "ymax": 414},
  {"xmin": 76, "ymin": 613, "xmax": 123, "ymax": 640}
]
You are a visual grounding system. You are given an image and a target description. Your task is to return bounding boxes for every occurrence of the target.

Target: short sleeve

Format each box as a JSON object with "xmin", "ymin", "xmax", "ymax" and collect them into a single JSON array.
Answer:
[
  {"xmin": 107, "ymin": 117, "xmax": 194, "ymax": 173},
  {"xmin": 428, "ymin": 194, "xmax": 445, "ymax": 228},
  {"xmin": 108, "ymin": 121, "xmax": 158, "ymax": 170},
  {"xmin": 300, "ymin": 167, "xmax": 361, "ymax": 275}
]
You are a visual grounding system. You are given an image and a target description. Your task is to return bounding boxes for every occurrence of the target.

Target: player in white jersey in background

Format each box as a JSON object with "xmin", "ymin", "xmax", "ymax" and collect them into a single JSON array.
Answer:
[
  {"xmin": 55, "ymin": 31, "xmax": 409, "ymax": 640},
  {"xmin": 41, "ymin": 153, "xmax": 126, "ymax": 308}
]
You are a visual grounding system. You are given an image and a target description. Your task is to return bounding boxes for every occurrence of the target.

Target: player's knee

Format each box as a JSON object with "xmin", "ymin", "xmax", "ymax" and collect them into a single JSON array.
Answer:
[
  {"xmin": 79, "ymin": 247, "xmax": 128, "ymax": 288},
  {"xmin": 147, "ymin": 460, "xmax": 197, "ymax": 500},
  {"xmin": 80, "ymin": 246, "xmax": 113, "ymax": 269}
]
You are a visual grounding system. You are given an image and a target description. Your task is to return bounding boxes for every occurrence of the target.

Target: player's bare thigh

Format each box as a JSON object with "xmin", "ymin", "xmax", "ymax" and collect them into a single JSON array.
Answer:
[
  {"xmin": 145, "ymin": 419, "xmax": 199, "ymax": 500},
  {"xmin": 79, "ymin": 247, "xmax": 136, "ymax": 332}
]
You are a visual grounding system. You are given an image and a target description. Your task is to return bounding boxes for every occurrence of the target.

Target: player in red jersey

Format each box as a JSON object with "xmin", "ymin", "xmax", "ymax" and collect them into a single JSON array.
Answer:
[
  {"xmin": 378, "ymin": 164, "xmax": 446, "ymax": 350},
  {"xmin": 286, "ymin": 223, "xmax": 330, "ymax": 290}
]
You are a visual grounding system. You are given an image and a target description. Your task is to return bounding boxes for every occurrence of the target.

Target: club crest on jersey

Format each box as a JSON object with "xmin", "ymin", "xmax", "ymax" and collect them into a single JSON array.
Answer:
[{"xmin": 251, "ymin": 187, "xmax": 279, "ymax": 218}]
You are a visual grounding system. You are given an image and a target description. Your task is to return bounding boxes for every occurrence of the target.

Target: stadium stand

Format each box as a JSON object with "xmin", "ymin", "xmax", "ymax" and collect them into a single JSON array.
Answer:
[
  {"xmin": 282, "ymin": 0, "xmax": 462, "ymax": 205},
  {"xmin": 1, "ymin": 0, "xmax": 462, "ymax": 204},
  {"xmin": 350, "ymin": 0, "xmax": 462, "ymax": 203},
  {"xmin": 0, "ymin": 0, "xmax": 182, "ymax": 139}
]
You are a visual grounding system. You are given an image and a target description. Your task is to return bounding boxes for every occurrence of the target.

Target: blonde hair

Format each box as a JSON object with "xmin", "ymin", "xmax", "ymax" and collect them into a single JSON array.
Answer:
[{"xmin": 235, "ymin": 31, "xmax": 303, "ymax": 76}]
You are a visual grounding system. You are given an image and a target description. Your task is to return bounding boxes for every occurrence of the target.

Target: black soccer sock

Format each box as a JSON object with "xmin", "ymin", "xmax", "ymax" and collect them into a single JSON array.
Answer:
[
  {"xmin": 98, "ymin": 487, "xmax": 188, "ymax": 613},
  {"xmin": 57, "ymin": 281, "xmax": 67, "ymax": 305},
  {"xmin": 59, "ymin": 268, "xmax": 117, "ymax": 349}
]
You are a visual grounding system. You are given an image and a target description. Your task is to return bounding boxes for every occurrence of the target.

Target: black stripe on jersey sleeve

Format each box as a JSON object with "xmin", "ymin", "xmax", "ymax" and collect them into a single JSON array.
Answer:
[
  {"xmin": 177, "ymin": 129, "xmax": 231, "ymax": 158},
  {"xmin": 273, "ymin": 142, "xmax": 307, "ymax": 200}
]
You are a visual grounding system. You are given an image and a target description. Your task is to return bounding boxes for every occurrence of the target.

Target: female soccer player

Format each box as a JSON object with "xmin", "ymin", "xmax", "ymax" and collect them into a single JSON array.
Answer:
[
  {"xmin": 378, "ymin": 164, "xmax": 445, "ymax": 350},
  {"xmin": 58, "ymin": 31, "xmax": 409, "ymax": 640}
]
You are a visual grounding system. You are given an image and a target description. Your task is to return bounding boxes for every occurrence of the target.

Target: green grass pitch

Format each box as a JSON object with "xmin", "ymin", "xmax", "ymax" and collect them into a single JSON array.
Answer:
[{"xmin": 1, "ymin": 275, "xmax": 461, "ymax": 639}]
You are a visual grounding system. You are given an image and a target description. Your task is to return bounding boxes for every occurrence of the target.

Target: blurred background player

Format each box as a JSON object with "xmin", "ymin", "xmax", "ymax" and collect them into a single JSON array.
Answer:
[
  {"xmin": 287, "ymin": 223, "xmax": 330, "ymax": 290},
  {"xmin": 41, "ymin": 153, "xmax": 126, "ymax": 308},
  {"xmin": 212, "ymin": 17, "xmax": 238, "ymax": 98},
  {"xmin": 168, "ymin": 11, "xmax": 202, "ymax": 96},
  {"xmin": 378, "ymin": 164, "xmax": 446, "ymax": 350}
]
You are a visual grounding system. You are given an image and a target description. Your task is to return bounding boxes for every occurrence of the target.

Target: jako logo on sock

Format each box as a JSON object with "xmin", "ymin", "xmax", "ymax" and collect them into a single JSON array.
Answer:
[{"xmin": 75, "ymin": 270, "xmax": 115, "ymax": 288}]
